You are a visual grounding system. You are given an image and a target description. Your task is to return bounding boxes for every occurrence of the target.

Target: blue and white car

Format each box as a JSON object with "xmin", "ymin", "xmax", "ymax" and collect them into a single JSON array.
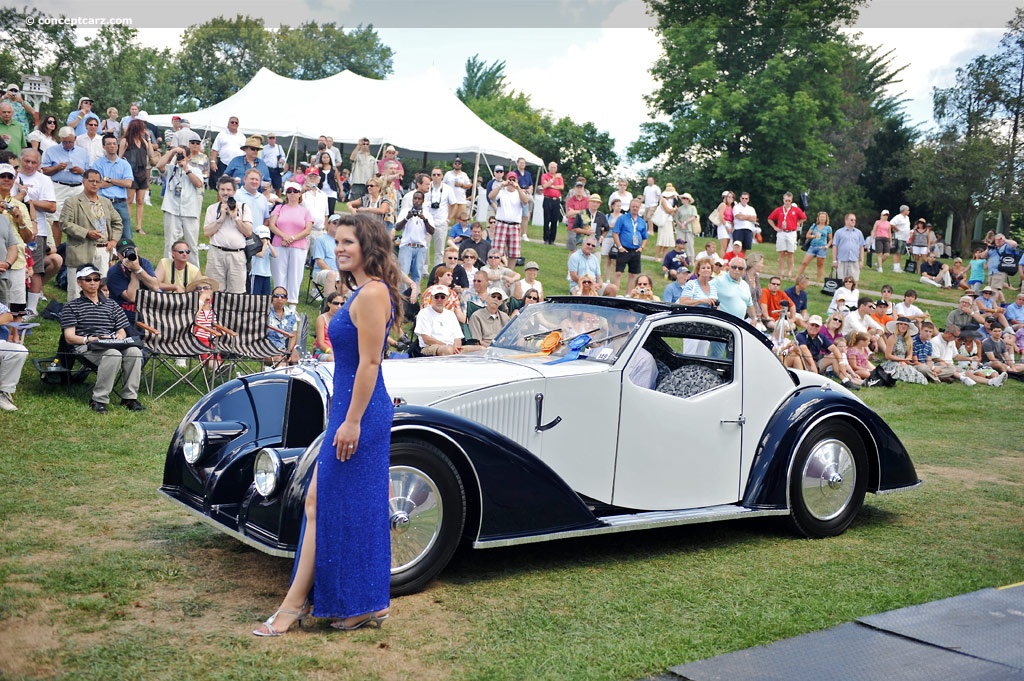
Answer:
[{"xmin": 161, "ymin": 297, "xmax": 920, "ymax": 595}]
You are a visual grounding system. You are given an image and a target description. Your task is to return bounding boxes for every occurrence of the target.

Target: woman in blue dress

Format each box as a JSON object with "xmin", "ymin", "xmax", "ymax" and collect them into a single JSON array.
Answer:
[{"xmin": 254, "ymin": 213, "xmax": 403, "ymax": 636}]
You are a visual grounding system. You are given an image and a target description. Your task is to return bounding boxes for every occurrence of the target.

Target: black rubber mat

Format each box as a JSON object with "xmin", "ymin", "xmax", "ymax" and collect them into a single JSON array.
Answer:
[
  {"xmin": 858, "ymin": 585, "xmax": 1024, "ymax": 669},
  {"xmin": 668, "ymin": 622, "xmax": 1022, "ymax": 681}
]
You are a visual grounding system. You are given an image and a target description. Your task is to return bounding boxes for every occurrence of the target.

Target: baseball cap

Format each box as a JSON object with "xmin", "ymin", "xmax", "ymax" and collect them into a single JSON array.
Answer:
[
  {"xmin": 494, "ymin": 165, "xmax": 504, "ymax": 172},
  {"xmin": 524, "ymin": 261, "xmax": 539, "ymax": 271},
  {"xmin": 76, "ymin": 265, "xmax": 100, "ymax": 279},
  {"xmin": 0, "ymin": 163, "xmax": 15, "ymax": 177},
  {"xmin": 808, "ymin": 315, "xmax": 823, "ymax": 326},
  {"xmin": 425, "ymin": 284, "xmax": 449, "ymax": 299},
  {"xmin": 115, "ymin": 238, "xmax": 136, "ymax": 256},
  {"xmin": 78, "ymin": 96, "xmax": 93, "ymax": 106}
]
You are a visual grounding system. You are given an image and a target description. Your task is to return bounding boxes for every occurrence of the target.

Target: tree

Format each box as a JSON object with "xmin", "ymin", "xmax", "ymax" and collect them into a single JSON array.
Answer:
[
  {"xmin": 905, "ymin": 131, "xmax": 1002, "ymax": 254},
  {"xmin": 176, "ymin": 15, "xmax": 275, "ymax": 110},
  {"xmin": 633, "ymin": 0, "xmax": 875, "ymax": 216},
  {"xmin": 271, "ymin": 23, "xmax": 393, "ymax": 81},
  {"xmin": 0, "ymin": 6, "xmax": 79, "ymax": 110},
  {"xmin": 457, "ymin": 55, "xmax": 506, "ymax": 103},
  {"xmin": 71, "ymin": 26, "xmax": 179, "ymax": 114}
]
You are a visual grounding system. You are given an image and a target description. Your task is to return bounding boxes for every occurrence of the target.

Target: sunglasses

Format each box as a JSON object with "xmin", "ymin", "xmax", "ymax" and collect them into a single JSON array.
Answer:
[
  {"xmin": 432, "ymin": 293, "xmax": 448, "ymax": 300},
  {"xmin": 730, "ymin": 265, "xmax": 746, "ymax": 271},
  {"xmin": 193, "ymin": 285, "xmax": 211, "ymax": 291},
  {"xmin": 490, "ymin": 293, "xmax": 504, "ymax": 299},
  {"xmin": 431, "ymin": 173, "xmax": 442, "ymax": 177},
  {"xmin": 285, "ymin": 189, "xmax": 300, "ymax": 194},
  {"xmin": 175, "ymin": 249, "xmax": 191, "ymax": 255},
  {"xmin": 463, "ymin": 255, "xmax": 475, "ymax": 259},
  {"xmin": 582, "ymin": 280, "xmax": 594, "ymax": 285},
  {"xmin": 329, "ymin": 300, "xmax": 343, "ymax": 306},
  {"xmin": 525, "ymin": 296, "xmax": 539, "ymax": 301},
  {"xmin": 272, "ymin": 293, "xmax": 288, "ymax": 299},
  {"xmin": 488, "ymin": 255, "xmax": 501, "ymax": 259},
  {"xmin": 81, "ymin": 276, "xmax": 102, "ymax": 283},
  {"xmin": 0, "ymin": 173, "xmax": 13, "ymax": 180},
  {"xmin": 86, "ymin": 122, "xmax": 98, "ymax": 126}
]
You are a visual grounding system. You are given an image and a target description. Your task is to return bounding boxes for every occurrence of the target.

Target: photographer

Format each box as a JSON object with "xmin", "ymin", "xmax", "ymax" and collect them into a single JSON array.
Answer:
[
  {"xmin": 203, "ymin": 175, "xmax": 253, "ymax": 293},
  {"xmin": 105, "ymin": 238, "xmax": 160, "ymax": 335},
  {"xmin": 156, "ymin": 142, "xmax": 204, "ymax": 266},
  {"xmin": 488, "ymin": 171, "xmax": 529, "ymax": 265},
  {"xmin": 0, "ymin": 163, "xmax": 32, "ymax": 311},
  {"xmin": 395, "ymin": 190, "xmax": 435, "ymax": 287}
]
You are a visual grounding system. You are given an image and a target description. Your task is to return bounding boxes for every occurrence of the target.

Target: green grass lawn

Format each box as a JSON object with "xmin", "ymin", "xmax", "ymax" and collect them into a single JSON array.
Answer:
[{"xmin": 1, "ymin": 200, "xmax": 1021, "ymax": 680}]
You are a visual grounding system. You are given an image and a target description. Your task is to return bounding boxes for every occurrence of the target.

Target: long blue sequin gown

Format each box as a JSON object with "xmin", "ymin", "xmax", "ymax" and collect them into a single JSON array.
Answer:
[{"xmin": 313, "ymin": 283, "xmax": 393, "ymax": 618}]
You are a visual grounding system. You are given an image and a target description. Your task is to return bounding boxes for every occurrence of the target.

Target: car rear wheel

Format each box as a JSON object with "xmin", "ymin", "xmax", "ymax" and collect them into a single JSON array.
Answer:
[
  {"xmin": 789, "ymin": 421, "xmax": 867, "ymax": 538},
  {"xmin": 389, "ymin": 439, "xmax": 466, "ymax": 596}
]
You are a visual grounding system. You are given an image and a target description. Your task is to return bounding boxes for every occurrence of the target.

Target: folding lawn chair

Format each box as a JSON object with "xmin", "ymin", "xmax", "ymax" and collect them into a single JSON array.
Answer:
[
  {"xmin": 212, "ymin": 292, "xmax": 282, "ymax": 377},
  {"xmin": 305, "ymin": 253, "xmax": 325, "ymax": 305},
  {"xmin": 135, "ymin": 289, "xmax": 215, "ymax": 398}
]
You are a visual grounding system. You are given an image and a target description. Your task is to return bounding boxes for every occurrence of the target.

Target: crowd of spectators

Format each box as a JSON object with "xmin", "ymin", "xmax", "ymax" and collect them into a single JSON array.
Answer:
[{"xmin": 1, "ymin": 99, "xmax": 1023, "ymax": 409}]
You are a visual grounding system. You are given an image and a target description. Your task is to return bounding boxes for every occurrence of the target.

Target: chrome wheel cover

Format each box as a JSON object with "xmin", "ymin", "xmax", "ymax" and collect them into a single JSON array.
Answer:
[
  {"xmin": 389, "ymin": 465, "xmax": 443, "ymax": 574},
  {"xmin": 800, "ymin": 438, "xmax": 857, "ymax": 521}
]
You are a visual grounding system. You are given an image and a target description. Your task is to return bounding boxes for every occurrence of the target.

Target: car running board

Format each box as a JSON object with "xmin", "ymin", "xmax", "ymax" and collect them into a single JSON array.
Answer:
[{"xmin": 472, "ymin": 504, "xmax": 789, "ymax": 549}]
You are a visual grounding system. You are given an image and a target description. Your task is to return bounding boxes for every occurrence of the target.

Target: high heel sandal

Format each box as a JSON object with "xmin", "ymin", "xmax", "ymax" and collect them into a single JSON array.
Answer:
[
  {"xmin": 252, "ymin": 601, "xmax": 311, "ymax": 637},
  {"xmin": 330, "ymin": 611, "xmax": 389, "ymax": 631}
]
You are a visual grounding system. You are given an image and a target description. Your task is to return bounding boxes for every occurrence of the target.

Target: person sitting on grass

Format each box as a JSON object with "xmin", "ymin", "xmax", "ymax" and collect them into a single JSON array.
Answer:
[
  {"xmin": 787, "ymin": 314, "xmax": 857, "ymax": 390},
  {"xmin": 845, "ymin": 331, "xmax": 875, "ymax": 382},
  {"xmin": 976, "ymin": 287, "xmax": 1010, "ymax": 330},
  {"xmin": 981, "ymin": 324, "xmax": 1020, "ymax": 378},
  {"xmin": 893, "ymin": 289, "xmax": 929, "ymax": 325},
  {"xmin": 919, "ymin": 252, "xmax": 952, "ymax": 288},
  {"xmin": 880, "ymin": 317, "xmax": 929, "ymax": 384},
  {"xmin": 910, "ymin": 320, "xmax": 941, "ymax": 382},
  {"xmin": 929, "ymin": 323, "xmax": 998, "ymax": 386}
]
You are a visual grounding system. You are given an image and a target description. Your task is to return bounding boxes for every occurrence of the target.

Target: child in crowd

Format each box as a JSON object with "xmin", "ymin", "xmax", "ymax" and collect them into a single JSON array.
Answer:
[
  {"xmin": 968, "ymin": 248, "xmax": 987, "ymax": 293},
  {"xmin": 831, "ymin": 335, "xmax": 863, "ymax": 386},
  {"xmin": 846, "ymin": 331, "xmax": 875, "ymax": 381},
  {"xmin": 911, "ymin": 321, "xmax": 941, "ymax": 382},
  {"xmin": 894, "ymin": 289, "xmax": 929, "ymax": 324},
  {"xmin": 250, "ymin": 225, "xmax": 276, "ymax": 296},
  {"xmin": 187, "ymin": 277, "xmax": 221, "ymax": 368}
]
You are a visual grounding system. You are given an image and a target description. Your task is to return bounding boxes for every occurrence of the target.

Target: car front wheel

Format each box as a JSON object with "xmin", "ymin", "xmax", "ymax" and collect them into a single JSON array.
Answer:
[
  {"xmin": 389, "ymin": 439, "xmax": 466, "ymax": 596},
  {"xmin": 789, "ymin": 421, "xmax": 867, "ymax": 538}
]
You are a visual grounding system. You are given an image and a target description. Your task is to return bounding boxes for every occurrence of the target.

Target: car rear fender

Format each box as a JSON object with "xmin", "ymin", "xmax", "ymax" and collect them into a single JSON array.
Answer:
[
  {"xmin": 392, "ymin": 406, "xmax": 603, "ymax": 544},
  {"xmin": 742, "ymin": 386, "xmax": 919, "ymax": 509}
]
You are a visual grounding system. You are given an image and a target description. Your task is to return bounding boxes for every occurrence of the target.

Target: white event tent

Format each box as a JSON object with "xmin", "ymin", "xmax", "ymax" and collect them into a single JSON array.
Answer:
[{"xmin": 148, "ymin": 67, "xmax": 543, "ymax": 171}]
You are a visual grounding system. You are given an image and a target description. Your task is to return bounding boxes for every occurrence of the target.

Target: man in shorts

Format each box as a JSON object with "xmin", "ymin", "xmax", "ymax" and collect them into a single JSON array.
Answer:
[
  {"xmin": 611, "ymin": 198, "xmax": 648, "ymax": 294},
  {"xmin": 767, "ymin": 192, "xmax": 806, "ymax": 279}
]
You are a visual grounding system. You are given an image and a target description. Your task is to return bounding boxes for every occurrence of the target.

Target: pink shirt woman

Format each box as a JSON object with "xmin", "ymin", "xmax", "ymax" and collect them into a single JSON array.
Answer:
[{"xmin": 271, "ymin": 203, "xmax": 314, "ymax": 250}]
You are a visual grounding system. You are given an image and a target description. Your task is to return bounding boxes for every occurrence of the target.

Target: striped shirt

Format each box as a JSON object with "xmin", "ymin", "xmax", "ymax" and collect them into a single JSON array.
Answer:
[{"xmin": 60, "ymin": 294, "xmax": 130, "ymax": 338}]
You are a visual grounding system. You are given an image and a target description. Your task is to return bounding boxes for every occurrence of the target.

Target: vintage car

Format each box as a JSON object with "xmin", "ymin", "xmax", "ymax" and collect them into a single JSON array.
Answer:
[{"xmin": 160, "ymin": 297, "xmax": 920, "ymax": 596}]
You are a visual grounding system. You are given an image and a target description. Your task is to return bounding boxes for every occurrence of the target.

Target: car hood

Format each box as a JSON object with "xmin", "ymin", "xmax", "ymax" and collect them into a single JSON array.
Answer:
[{"xmin": 381, "ymin": 356, "xmax": 544, "ymax": 406}]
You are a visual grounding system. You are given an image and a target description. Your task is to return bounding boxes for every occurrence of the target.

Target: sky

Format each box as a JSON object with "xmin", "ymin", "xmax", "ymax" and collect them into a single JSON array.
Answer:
[{"xmin": 58, "ymin": 1, "xmax": 1018, "ymax": 160}]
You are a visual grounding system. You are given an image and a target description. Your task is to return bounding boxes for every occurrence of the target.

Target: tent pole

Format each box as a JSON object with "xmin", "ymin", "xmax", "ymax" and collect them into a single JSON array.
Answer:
[{"xmin": 469, "ymin": 152, "xmax": 480, "ymax": 221}]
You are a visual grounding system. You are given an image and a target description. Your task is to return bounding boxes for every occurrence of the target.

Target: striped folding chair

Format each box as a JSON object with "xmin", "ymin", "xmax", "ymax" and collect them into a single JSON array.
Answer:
[
  {"xmin": 211, "ymin": 292, "xmax": 282, "ymax": 377},
  {"xmin": 135, "ymin": 289, "xmax": 212, "ymax": 398}
]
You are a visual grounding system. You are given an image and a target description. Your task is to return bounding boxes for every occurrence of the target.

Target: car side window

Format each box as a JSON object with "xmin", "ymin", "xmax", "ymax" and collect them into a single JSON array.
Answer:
[{"xmin": 639, "ymin": 321, "xmax": 735, "ymax": 399}]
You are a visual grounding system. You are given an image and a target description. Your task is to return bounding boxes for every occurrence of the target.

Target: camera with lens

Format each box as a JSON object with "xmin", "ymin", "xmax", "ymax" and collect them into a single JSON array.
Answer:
[
  {"xmin": 0, "ymin": 201, "xmax": 12, "ymax": 211},
  {"xmin": 430, "ymin": 201, "xmax": 440, "ymax": 210},
  {"xmin": 120, "ymin": 246, "xmax": 138, "ymax": 261},
  {"xmin": 175, "ymin": 152, "xmax": 184, "ymax": 162},
  {"xmin": 780, "ymin": 299, "xmax": 791, "ymax": 308},
  {"xmin": 226, "ymin": 196, "xmax": 237, "ymax": 211},
  {"xmin": 409, "ymin": 208, "xmax": 422, "ymax": 217}
]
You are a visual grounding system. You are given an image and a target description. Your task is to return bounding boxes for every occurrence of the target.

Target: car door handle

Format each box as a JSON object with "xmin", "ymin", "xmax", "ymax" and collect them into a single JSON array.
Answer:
[
  {"xmin": 720, "ymin": 415, "xmax": 746, "ymax": 425},
  {"xmin": 535, "ymin": 393, "xmax": 562, "ymax": 432}
]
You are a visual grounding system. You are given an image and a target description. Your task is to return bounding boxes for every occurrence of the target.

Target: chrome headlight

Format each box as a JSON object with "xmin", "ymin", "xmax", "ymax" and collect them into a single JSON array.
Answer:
[
  {"xmin": 254, "ymin": 448, "xmax": 282, "ymax": 497},
  {"xmin": 183, "ymin": 422, "xmax": 206, "ymax": 464}
]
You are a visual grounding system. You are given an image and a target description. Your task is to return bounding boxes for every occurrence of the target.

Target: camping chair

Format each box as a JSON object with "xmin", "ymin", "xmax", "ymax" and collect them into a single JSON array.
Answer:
[
  {"xmin": 212, "ymin": 292, "xmax": 282, "ymax": 377},
  {"xmin": 135, "ymin": 289, "xmax": 215, "ymax": 399},
  {"xmin": 34, "ymin": 333, "xmax": 122, "ymax": 398},
  {"xmin": 305, "ymin": 253, "xmax": 325, "ymax": 304}
]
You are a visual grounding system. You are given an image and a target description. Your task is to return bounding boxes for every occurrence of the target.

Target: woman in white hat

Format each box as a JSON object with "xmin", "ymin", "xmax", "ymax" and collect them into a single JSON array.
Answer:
[
  {"xmin": 880, "ymin": 317, "xmax": 928, "ymax": 384},
  {"xmin": 653, "ymin": 183, "xmax": 679, "ymax": 259}
]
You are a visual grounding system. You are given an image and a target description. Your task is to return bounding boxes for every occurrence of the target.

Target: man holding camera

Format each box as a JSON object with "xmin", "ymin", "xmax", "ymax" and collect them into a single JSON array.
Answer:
[
  {"xmin": 395, "ymin": 190, "xmax": 435, "ymax": 287},
  {"xmin": 348, "ymin": 137, "xmax": 375, "ymax": 200},
  {"xmin": 204, "ymin": 176, "xmax": 252, "ymax": 294},
  {"xmin": 156, "ymin": 142, "xmax": 205, "ymax": 266},
  {"xmin": 488, "ymin": 170, "xmax": 529, "ymax": 266},
  {"xmin": 0, "ymin": 163, "xmax": 32, "ymax": 312},
  {"xmin": 92, "ymin": 134, "xmax": 135, "ymax": 240},
  {"xmin": 426, "ymin": 166, "xmax": 457, "ymax": 267},
  {"xmin": 61, "ymin": 169, "xmax": 122, "ymax": 301},
  {"xmin": 105, "ymin": 238, "xmax": 160, "ymax": 334}
]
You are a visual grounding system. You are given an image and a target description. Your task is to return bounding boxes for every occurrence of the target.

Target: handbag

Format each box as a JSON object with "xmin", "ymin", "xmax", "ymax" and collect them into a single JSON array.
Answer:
[
  {"xmin": 867, "ymin": 365, "xmax": 897, "ymax": 387},
  {"xmin": 708, "ymin": 207, "xmax": 722, "ymax": 227},
  {"xmin": 821, "ymin": 268, "xmax": 842, "ymax": 296},
  {"xmin": 997, "ymin": 246, "xmax": 1020, "ymax": 275},
  {"xmin": 903, "ymin": 257, "xmax": 917, "ymax": 274}
]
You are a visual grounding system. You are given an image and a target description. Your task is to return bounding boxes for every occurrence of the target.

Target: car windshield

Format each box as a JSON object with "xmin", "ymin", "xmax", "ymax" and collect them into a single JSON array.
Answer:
[{"xmin": 489, "ymin": 302, "xmax": 645, "ymax": 363}]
